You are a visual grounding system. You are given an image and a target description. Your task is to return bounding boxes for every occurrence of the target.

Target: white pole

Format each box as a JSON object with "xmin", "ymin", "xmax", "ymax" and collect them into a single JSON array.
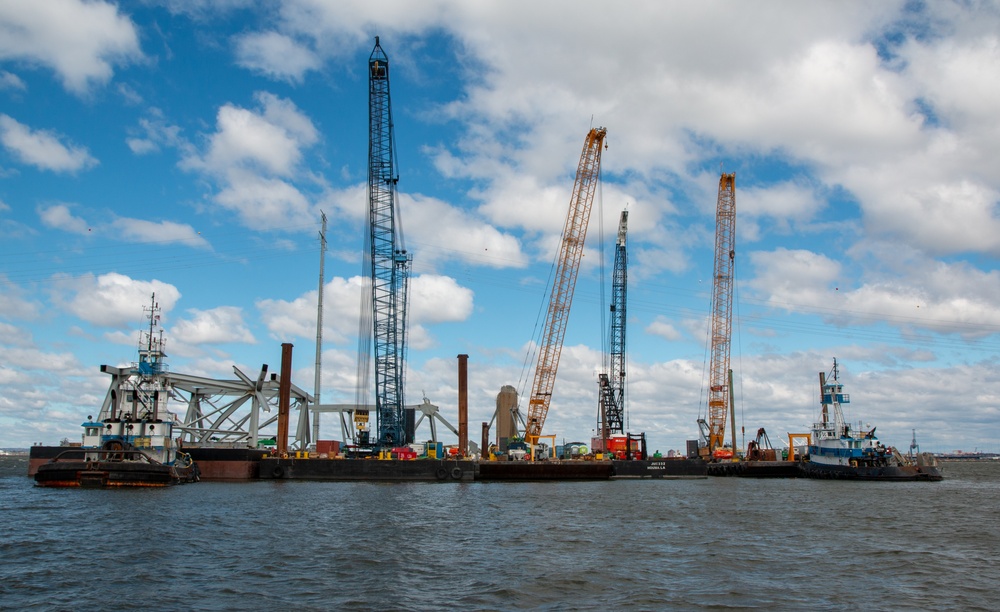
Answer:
[{"xmin": 313, "ymin": 212, "xmax": 327, "ymax": 446}]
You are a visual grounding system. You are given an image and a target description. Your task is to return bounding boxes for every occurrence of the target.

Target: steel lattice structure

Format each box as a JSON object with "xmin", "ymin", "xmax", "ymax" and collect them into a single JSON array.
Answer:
[
  {"xmin": 368, "ymin": 37, "xmax": 411, "ymax": 449},
  {"xmin": 525, "ymin": 127, "xmax": 607, "ymax": 446},
  {"xmin": 603, "ymin": 209, "xmax": 629, "ymax": 435},
  {"xmin": 706, "ymin": 173, "xmax": 736, "ymax": 454}
]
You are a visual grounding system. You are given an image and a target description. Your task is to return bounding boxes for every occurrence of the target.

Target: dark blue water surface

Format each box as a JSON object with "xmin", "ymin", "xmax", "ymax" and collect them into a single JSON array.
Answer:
[{"xmin": 1, "ymin": 456, "xmax": 998, "ymax": 611}]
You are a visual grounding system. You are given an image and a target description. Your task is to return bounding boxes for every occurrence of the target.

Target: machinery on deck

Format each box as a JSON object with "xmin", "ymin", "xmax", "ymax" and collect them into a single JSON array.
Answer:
[
  {"xmin": 366, "ymin": 37, "xmax": 412, "ymax": 450},
  {"xmin": 698, "ymin": 173, "xmax": 737, "ymax": 460},
  {"xmin": 745, "ymin": 428, "xmax": 778, "ymax": 461},
  {"xmin": 524, "ymin": 127, "xmax": 608, "ymax": 450}
]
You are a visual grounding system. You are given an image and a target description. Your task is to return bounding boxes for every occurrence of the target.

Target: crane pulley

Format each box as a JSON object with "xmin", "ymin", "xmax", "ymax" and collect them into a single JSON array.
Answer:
[{"xmin": 524, "ymin": 127, "xmax": 607, "ymax": 448}]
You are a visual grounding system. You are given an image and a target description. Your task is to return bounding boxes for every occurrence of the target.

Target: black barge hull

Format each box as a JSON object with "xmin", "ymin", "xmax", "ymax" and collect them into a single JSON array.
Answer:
[
  {"xmin": 708, "ymin": 460, "xmax": 801, "ymax": 478},
  {"xmin": 611, "ymin": 458, "xmax": 707, "ymax": 479},
  {"xmin": 259, "ymin": 458, "xmax": 478, "ymax": 481},
  {"xmin": 478, "ymin": 460, "xmax": 613, "ymax": 480}
]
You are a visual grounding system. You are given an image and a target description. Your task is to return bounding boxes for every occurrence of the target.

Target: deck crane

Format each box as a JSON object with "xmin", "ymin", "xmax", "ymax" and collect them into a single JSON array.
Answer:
[
  {"xmin": 699, "ymin": 172, "xmax": 736, "ymax": 460},
  {"xmin": 524, "ymin": 127, "xmax": 608, "ymax": 449},
  {"xmin": 367, "ymin": 37, "xmax": 412, "ymax": 449},
  {"xmin": 598, "ymin": 209, "xmax": 628, "ymax": 443}
]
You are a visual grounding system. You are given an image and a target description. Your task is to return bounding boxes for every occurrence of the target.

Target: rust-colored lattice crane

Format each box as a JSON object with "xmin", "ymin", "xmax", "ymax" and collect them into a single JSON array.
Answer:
[
  {"xmin": 703, "ymin": 173, "xmax": 736, "ymax": 459},
  {"xmin": 524, "ymin": 127, "xmax": 607, "ymax": 448}
]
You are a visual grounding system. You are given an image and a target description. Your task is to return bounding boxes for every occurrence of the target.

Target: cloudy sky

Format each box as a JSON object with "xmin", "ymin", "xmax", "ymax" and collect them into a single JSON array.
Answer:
[{"xmin": 2, "ymin": 0, "xmax": 999, "ymax": 453}]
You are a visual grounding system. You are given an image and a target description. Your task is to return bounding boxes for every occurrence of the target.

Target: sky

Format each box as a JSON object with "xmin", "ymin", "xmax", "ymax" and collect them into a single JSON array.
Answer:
[{"xmin": 2, "ymin": 0, "xmax": 999, "ymax": 454}]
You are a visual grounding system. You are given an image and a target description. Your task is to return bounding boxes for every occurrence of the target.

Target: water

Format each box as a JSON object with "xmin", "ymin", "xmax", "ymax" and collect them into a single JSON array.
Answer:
[{"xmin": 2, "ymin": 457, "xmax": 998, "ymax": 610}]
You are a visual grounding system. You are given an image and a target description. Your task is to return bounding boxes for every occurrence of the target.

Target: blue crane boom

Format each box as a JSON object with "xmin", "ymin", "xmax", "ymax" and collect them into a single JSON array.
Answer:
[
  {"xmin": 599, "ymin": 209, "xmax": 628, "ymax": 437},
  {"xmin": 368, "ymin": 37, "xmax": 411, "ymax": 449}
]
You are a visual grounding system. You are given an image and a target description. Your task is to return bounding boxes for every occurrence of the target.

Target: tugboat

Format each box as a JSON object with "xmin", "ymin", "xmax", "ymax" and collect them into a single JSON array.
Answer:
[
  {"xmin": 34, "ymin": 295, "xmax": 199, "ymax": 488},
  {"xmin": 800, "ymin": 359, "xmax": 942, "ymax": 481}
]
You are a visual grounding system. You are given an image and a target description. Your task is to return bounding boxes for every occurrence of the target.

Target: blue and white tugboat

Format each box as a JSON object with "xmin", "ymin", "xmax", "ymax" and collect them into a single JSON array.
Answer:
[
  {"xmin": 800, "ymin": 359, "xmax": 942, "ymax": 481},
  {"xmin": 34, "ymin": 295, "xmax": 199, "ymax": 488}
]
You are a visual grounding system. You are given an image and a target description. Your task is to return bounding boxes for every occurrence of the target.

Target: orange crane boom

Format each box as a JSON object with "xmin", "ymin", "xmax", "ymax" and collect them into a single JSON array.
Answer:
[
  {"xmin": 706, "ymin": 173, "xmax": 736, "ymax": 457},
  {"xmin": 524, "ymin": 127, "xmax": 607, "ymax": 448}
]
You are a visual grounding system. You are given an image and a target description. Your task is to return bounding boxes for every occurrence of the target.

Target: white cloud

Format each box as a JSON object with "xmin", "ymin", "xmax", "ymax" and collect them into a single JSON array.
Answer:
[
  {"xmin": 256, "ymin": 273, "xmax": 472, "ymax": 348},
  {"xmin": 0, "ymin": 70, "xmax": 25, "ymax": 90},
  {"xmin": 110, "ymin": 218, "xmax": 211, "ymax": 249},
  {"xmin": 214, "ymin": 169, "xmax": 314, "ymax": 230},
  {"xmin": 646, "ymin": 316, "xmax": 683, "ymax": 342},
  {"xmin": 234, "ymin": 31, "xmax": 321, "ymax": 82},
  {"xmin": 0, "ymin": 0, "xmax": 142, "ymax": 94},
  {"xmin": 399, "ymin": 193, "xmax": 527, "ymax": 270},
  {"xmin": 258, "ymin": 276, "xmax": 367, "ymax": 344},
  {"xmin": 749, "ymin": 247, "xmax": 1000, "ymax": 338},
  {"xmin": 170, "ymin": 306, "xmax": 255, "ymax": 345},
  {"xmin": 38, "ymin": 203, "xmax": 89, "ymax": 234},
  {"xmin": 186, "ymin": 91, "xmax": 318, "ymax": 177},
  {"xmin": 0, "ymin": 114, "xmax": 97, "ymax": 172},
  {"xmin": 127, "ymin": 109, "xmax": 183, "ymax": 155},
  {"xmin": 738, "ymin": 181, "xmax": 825, "ymax": 240},
  {"xmin": 55, "ymin": 272, "xmax": 181, "ymax": 328},
  {"xmin": 38, "ymin": 203, "xmax": 211, "ymax": 249},
  {"xmin": 408, "ymin": 274, "xmax": 474, "ymax": 324},
  {"xmin": 749, "ymin": 248, "xmax": 842, "ymax": 307},
  {"xmin": 156, "ymin": 0, "xmax": 254, "ymax": 18},
  {"xmin": 181, "ymin": 92, "xmax": 321, "ymax": 230},
  {"xmin": 0, "ymin": 276, "xmax": 42, "ymax": 320}
]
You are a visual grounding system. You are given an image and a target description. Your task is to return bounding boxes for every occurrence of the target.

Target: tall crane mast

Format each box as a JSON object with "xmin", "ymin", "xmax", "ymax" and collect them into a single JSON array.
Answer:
[
  {"xmin": 368, "ymin": 37, "xmax": 412, "ymax": 449},
  {"xmin": 705, "ymin": 173, "xmax": 736, "ymax": 457},
  {"xmin": 598, "ymin": 209, "xmax": 628, "ymax": 440},
  {"xmin": 525, "ymin": 127, "xmax": 607, "ymax": 448}
]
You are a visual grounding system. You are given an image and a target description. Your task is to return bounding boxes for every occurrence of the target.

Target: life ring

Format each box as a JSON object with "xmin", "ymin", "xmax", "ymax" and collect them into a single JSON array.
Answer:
[
  {"xmin": 435, "ymin": 467, "xmax": 448, "ymax": 480},
  {"xmin": 850, "ymin": 459, "xmax": 858, "ymax": 468},
  {"xmin": 272, "ymin": 466, "xmax": 284, "ymax": 478},
  {"xmin": 450, "ymin": 467, "xmax": 464, "ymax": 480},
  {"xmin": 103, "ymin": 439, "xmax": 125, "ymax": 461}
]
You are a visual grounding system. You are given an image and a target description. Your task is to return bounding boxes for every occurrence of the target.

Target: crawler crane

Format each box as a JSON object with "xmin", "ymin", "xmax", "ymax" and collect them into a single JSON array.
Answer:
[
  {"xmin": 524, "ymin": 127, "xmax": 608, "ymax": 450},
  {"xmin": 367, "ymin": 37, "xmax": 412, "ymax": 449},
  {"xmin": 699, "ymin": 173, "xmax": 736, "ymax": 460},
  {"xmin": 598, "ymin": 209, "xmax": 628, "ymax": 445}
]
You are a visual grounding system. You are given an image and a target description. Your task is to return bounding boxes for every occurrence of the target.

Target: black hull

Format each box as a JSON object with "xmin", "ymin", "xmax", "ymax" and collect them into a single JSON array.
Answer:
[
  {"xmin": 800, "ymin": 461, "xmax": 943, "ymax": 481},
  {"xmin": 32, "ymin": 448, "xmax": 199, "ymax": 487},
  {"xmin": 34, "ymin": 460, "xmax": 179, "ymax": 487},
  {"xmin": 260, "ymin": 458, "xmax": 478, "ymax": 481},
  {"xmin": 708, "ymin": 460, "xmax": 801, "ymax": 478},
  {"xmin": 479, "ymin": 460, "xmax": 613, "ymax": 481},
  {"xmin": 611, "ymin": 458, "xmax": 707, "ymax": 479}
]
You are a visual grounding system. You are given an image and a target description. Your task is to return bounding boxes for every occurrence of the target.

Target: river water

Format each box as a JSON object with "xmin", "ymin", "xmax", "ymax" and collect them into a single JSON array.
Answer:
[{"xmin": 1, "ymin": 457, "xmax": 998, "ymax": 611}]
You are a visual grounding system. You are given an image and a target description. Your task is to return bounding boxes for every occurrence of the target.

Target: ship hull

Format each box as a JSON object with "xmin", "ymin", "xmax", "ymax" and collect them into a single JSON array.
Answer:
[
  {"xmin": 707, "ymin": 460, "xmax": 801, "ymax": 478},
  {"xmin": 800, "ymin": 460, "xmax": 943, "ymax": 481},
  {"xmin": 183, "ymin": 447, "xmax": 268, "ymax": 480},
  {"xmin": 260, "ymin": 457, "xmax": 478, "ymax": 481},
  {"xmin": 611, "ymin": 458, "xmax": 707, "ymax": 479},
  {"xmin": 31, "ymin": 445, "xmax": 260, "ymax": 481},
  {"xmin": 34, "ymin": 461, "xmax": 175, "ymax": 487},
  {"xmin": 478, "ymin": 460, "xmax": 613, "ymax": 480}
]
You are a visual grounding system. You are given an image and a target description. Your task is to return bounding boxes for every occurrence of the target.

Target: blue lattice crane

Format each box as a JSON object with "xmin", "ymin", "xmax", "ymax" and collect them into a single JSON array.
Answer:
[
  {"xmin": 368, "ymin": 37, "xmax": 412, "ymax": 449},
  {"xmin": 598, "ymin": 209, "xmax": 628, "ymax": 440}
]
